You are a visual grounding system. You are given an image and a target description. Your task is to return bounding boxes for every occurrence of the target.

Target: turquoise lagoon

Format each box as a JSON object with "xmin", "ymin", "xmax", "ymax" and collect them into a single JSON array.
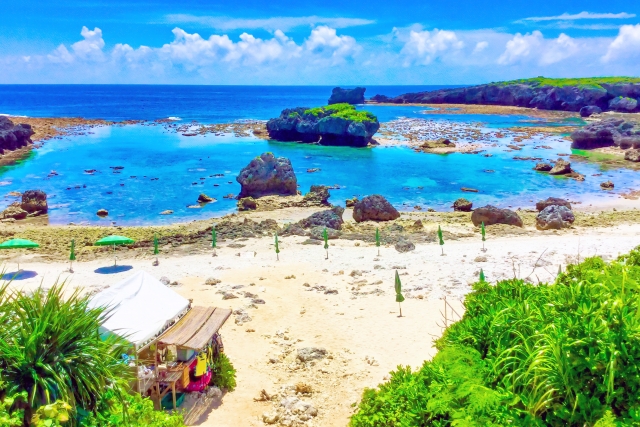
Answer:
[{"xmin": 0, "ymin": 107, "xmax": 637, "ymax": 225}]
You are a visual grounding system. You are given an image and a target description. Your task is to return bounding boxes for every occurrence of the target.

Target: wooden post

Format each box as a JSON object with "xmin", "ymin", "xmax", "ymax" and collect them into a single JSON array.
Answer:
[{"xmin": 172, "ymin": 381, "xmax": 176, "ymax": 410}]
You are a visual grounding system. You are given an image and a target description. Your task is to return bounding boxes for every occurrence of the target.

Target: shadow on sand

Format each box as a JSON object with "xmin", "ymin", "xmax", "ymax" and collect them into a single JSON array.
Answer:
[
  {"xmin": 94, "ymin": 265, "xmax": 133, "ymax": 275},
  {"xmin": 2, "ymin": 270, "xmax": 38, "ymax": 280}
]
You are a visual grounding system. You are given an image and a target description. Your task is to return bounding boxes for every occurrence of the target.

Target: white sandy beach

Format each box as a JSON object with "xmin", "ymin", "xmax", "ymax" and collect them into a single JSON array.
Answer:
[{"xmin": 5, "ymin": 219, "xmax": 640, "ymax": 426}]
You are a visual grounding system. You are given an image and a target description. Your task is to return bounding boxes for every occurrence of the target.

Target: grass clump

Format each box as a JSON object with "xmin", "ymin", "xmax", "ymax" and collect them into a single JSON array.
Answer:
[
  {"xmin": 303, "ymin": 103, "xmax": 377, "ymax": 123},
  {"xmin": 350, "ymin": 247, "xmax": 640, "ymax": 426},
  {"xmin": 496, "ymin": 76, "xmax": 640, "ymax": 90}
]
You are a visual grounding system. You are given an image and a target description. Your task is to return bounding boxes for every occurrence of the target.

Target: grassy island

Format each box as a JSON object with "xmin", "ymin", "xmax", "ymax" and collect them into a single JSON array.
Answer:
[
  {"xmin": 497, "ymin": 76, "xmax": 640, "ymax": 89},
  {"xmin": 302, "ymin": 103, "xmax": 377, "ymax": 123}
]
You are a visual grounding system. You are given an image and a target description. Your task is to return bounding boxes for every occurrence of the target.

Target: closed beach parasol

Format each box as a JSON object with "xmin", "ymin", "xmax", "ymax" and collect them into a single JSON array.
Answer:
[
  {"xmin": 95, "ymin": 235, "xmax": 135, "ymax": 266},
  {"xmin": 0, "ymin": 238, "xmax": 39, "ymax": 270}
]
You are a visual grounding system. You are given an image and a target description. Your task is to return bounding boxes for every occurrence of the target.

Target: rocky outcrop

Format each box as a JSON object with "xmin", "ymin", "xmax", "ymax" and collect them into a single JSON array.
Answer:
[
  {"xmin": 580, "ymin": 106, "xmax": 602, "ymax": 117},
  {"xmin": 1, "ymin": 203, "xmax": 27, "ymax": 220},
  {"xmin": 625, "ymin": 149, "xmax": 640, "ymax": 162},
  {"xmin": 534, "ymin": 163, "xmax": 552, "ymax": 172},
  {"xmin": 0, "ymin": 117, "xmax": 34, "ymax": 154},
  {"xmin": 601, "ymin": 181, "xmax": 614, "ymax": 190},
  {"xmin": 549, "ymin": 159, "xmax": 572, "ymax": 175},
  {"xmin": 536, "ymin": 197, "xmax": 571, "ymax": 212},
  {"xmin": 197, "ymin": 193, "xmax": 215, "ymax": 203},
  {"xmin": 609, "ymin": 96, "xmax": 638, "ymax": 112},
  {"xmin": 237, "ymin": 197, "xmax": 257, "ymax": 211},
  {"xmin": 302, "ymin": 185, "xmax": 330, "ymax": 205},
  {"xmin": 536, "ymin": 205, "xmax": 575, "ymax": 230},
  {"xmin": 299, "ymin": 206, "xmax": 344, "ymax": 230},
  {"xmin": 352, "ymin": 195, "xmax": 400, "ymax": 223},
  {"xmin": 571, "ymin": 118, "xmax": 640, "ymax": 149},
  {"xmin": 453, "ymin": 198, "xmax": 472, "ymax": 212},
  {"xmin": 97, "ymin": 209, "xmax": 108, "ymax": 217},
  {"xmin": 471, "ymin": 205, "xmax": 523, "ymax": 227},
  {"xmin": 266, "ymin": 105, "xmax": 380, "ymax": 147},
  {"xmin": 236, "ymin": 153, "xmax": 297, "ymax": 198},
  {"xmin": 328, "ymin": 87, "xmax": 366, "ymax": 105},
  {"xmin": 372, "ymin": 79, "xmax": 640, "ymax": 113},
  {"xmin": 21, "ymin": 190, "xmax": 48, "ymax": 215}
]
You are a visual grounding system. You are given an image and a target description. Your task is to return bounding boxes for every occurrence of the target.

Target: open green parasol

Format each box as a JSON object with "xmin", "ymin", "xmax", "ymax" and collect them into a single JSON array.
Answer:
[
  {"xmin": 0, "ymin": 238, "xmax": 39, "ymax": 271},
  {"xmin": 95, "ymin": 235, "xmax": 134, "ymax": 266}
]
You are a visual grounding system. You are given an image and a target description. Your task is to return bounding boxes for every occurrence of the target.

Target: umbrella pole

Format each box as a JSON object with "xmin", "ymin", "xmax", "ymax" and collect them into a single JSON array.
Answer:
[
  {"xmin": 113, "ymin": 244, "xmax": 117, "ymax": 266},
  {"xmin": 399, "ymin": 303, "xmax": 402, "ymax": 318}
]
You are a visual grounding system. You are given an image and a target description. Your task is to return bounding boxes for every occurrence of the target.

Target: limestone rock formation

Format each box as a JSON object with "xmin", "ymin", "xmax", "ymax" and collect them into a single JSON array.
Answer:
[
  {"xmin": 2, "ymin": 203, "xmax": 27, "ymax": 220},
  {"xmin": 534, "ymin": 163, "xmax": 553, "ymax": 172},
  {"xmin": 453, "ymin": 198, "xmax": 472, "ymax": 212},
  {"xmin": 197, "ymin": 193, "xmax": 215, "ymax": 203},
  {"xmin": 237, "ymin": 197, "xmax": 257, "ymax": 211},
  {"xmin": 97, "ymin": 209, "xmax": 109, "ymax": 217},
  {"xmin": 0, "ymin": 117, "xmax": 34, "ymax": 154},
  {"xmin": 571, "ymin": 118, "xmax": 640, "ymax": 149},
  {"xmin": 609, "ymin": 96, "xmax": 639, "ymax": 112},
  {"xmin": 352, "ymin": 195, "xmax": 400, "ymax": 223},
  {"xmin": 328, "ymin": 87, "xmax": 366, "ymax": 105},
  {"xmin": 21, "ymin": 190, "xmax": 48, "ymax": 215},
  {"xmin": 266, "ymin": 105, "xmax": 380, "ymax": 147},
  {"xmin": 549, "ymin": 159, "xmax": 572, "ymax": 175},
  {"xmin": 601, "ymin": 181, "xmax": 614, "ymax": 190},
  {"xmin": 471, "ymin": 205, "xmax": 523, "ymax": 227},
  {"xmin": 302, "ymin": 185, "xmax": 330, "ymax": 205},
  {"xmin": 299, "ymin": 206, "xmax": 344, "ymax": 230},
  {"xmin": 536, "ymin": 205, "xmax": 575, "ymax": 230},
  {"xmin": 580, "ymin": 106, "xmax": 602, "ymax": 117},
  {"xmin": 625, "ymin": 149, "xmax": 640, "ymax": 162},
  {"xmin": 236, "ymin": 152, "xmax": 298, "ymax": 198},
  {"xmin": 536, "ymin": 197, "xmax": 571, "ymax": 212}
]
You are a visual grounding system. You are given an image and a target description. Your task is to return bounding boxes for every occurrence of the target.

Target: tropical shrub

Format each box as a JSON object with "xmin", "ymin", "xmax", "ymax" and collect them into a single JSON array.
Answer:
[
  {"xmin": 351, "ymin": 247, "xmax": 640, "ymax": 426},
  {"xmin": 211, "ymin": 353, "xmax": 236, "ymax": 391},
  {"xmin": 78, "ymin": 392, "xmax": 184, "ymax": 427}
]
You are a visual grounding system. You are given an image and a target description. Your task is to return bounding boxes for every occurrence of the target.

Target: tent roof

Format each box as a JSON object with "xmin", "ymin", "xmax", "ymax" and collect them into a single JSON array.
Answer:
[
  {"xmin": 88, "ymin": 270, "xmax": 190, "ymax": 347},
  {"xmin": 157, "ymin": 306, "xmax": 231, "ymax": 350}
]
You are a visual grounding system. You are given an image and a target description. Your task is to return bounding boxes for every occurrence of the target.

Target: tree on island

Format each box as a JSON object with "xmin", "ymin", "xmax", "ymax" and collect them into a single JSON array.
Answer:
[
  {"xmin": 438, "ymin": 225, "xmax": 445, "ymax": 255},
  {"xmin": 395, "ymin": 270, "xmax": 405, "ymax": 317}
]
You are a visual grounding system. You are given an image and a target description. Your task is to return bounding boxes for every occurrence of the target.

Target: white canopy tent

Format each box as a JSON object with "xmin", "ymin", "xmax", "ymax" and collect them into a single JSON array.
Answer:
[{"xmin": 89, "ymin": 270, "xmax": 190, "ymax": 349}]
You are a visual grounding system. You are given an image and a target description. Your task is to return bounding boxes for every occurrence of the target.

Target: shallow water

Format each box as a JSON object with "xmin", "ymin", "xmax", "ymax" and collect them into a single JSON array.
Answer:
[{"xmin": 0, "ymin": 108, "xmax": 637, "ymax": 225}]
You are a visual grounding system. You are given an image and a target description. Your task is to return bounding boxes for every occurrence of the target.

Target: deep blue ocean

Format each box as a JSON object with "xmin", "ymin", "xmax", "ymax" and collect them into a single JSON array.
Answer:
[{"xmin": 0, "ymin": 85, "xmax": 635, "ymax": 225}]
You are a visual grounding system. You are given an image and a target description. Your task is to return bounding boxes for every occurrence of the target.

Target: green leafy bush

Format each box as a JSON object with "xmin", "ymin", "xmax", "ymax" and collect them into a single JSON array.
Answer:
[
  {"xmin": 303, "ymin": 103, "xmax": 377, "ymax": 123},
  {"xmin": 211, "ymin": 353, "xmax": 237, "ymax": 391},
  {"xmin": 351, "ymin": 247, "xmax": 640, "ymax": 426},
  {"xmin": 79, "ymin": 392, "xmax": 184, "ymax": 427}
]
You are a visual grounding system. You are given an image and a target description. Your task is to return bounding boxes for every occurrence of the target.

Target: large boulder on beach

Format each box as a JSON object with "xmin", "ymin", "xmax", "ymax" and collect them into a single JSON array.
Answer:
[
  {"xmin": 236, "ymin": 152, "xmax": 298, "ymax": 198},
  {"xmin": 328, "ymin": 87, "xmax": 366, "ymax": 105},
  {"xmin": 536, "ymin": 205, "xmax": 575, "ymax": 230},
  {"xmin": 299, "ymin": 206, "xmax": 344, "ymax": 230},
  {"xmin": 471, "ymin": 205, "xmax": 523, "ymax": 227},
  {"xmin": 625, "ymin": 149, "xmax": 640, "ymax": 162},
  {"xmin": 609, "ymin": 96, "xmax": 639, "ymax": 113},
  {"xmin": 1, "ymin": 202, "xmax": 28, "ymax": 220},
  {"xmin": 21, "ymin": 190, "xmax": 48, "ymax": 215},
  {"xmin": 536, "ymin": 197, "xmax": 571, "ymax": 212},
  {"xmin": 353, "ymin": 195, "xmax": 400, "ymax": 223},
  {"xmin": 453, "ymin": 198, "xmax": 472, "ymax": 212},
  {"xmin": 579, "ymin": 105, "xmax": 602, "ymax": 117},
  {"xmin": 571, "ymin": 118, "xmax": 640, "ymax": 149},
  {"xmin": 302, "ymin": 185, "xmax": 330, "ymax": 205},
  {"xmin": 0, "ymin": 117, "xmax": 34, "ymax": 154}
]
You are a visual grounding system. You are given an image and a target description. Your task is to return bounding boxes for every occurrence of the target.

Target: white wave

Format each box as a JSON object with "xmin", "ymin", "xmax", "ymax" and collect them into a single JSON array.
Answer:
[
  {"xmin": 0, "ymin": 113, "xmax": 28, "ymax": 118},
  {"xmin": 166, "ymin": 116, "xmax": 182, "ymax": 121}
]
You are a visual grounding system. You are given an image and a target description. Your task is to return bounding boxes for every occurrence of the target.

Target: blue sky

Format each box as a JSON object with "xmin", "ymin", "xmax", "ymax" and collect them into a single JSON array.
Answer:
[{"xmin": 1, "ymin": 0, "xmax": 639, "ymax": 84}]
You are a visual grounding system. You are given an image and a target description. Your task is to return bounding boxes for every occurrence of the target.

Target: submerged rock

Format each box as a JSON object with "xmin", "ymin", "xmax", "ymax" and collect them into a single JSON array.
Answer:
[
  {"xmin": 534, "ymin": 162, "xmax": 553, "ymax": 172},
  {"xmin": 197, "ymin": 193, "xmax": 215, "ymax": 203},
  {"xmin": 536, "ymin": 205, "xmax": 575, "ymax": 230},
  {"xmin": 236, "ymin": 152, "xmax": 297, "ymax": 198},
  {"xmin": 453, "ymin": 198, "xmax": 472, "ymax": 212},
  {"xmin": 97, "ymin": 209, "xmax": 109, "ymax": 217},
  {"xmin": 601, "ymin": 181, "xmax": 614, "ymax": 190},
  {"xmin": 328, "ymin": 87, "xmax": 366, "ymax": 105},
  {"xmin": 536, "ymin": 197, "xmax": 571, "ymax": 212},
  {"xmin": 353, "ymin": 195, "xmax": 400, "ymax": 223},
  {"xmin": 471, "ymin": 205, "xmax": 523, "ymax": 227}
]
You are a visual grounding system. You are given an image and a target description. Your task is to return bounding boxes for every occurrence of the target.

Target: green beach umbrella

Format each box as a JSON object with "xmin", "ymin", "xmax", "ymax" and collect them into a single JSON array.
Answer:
[
  {"xmin": 0, "ymin": 238, "xmax": 39, "ymax": 270},
  {"xmin": 323, "ymin": 227, "xmax": 329, "ymax": 259},
  {"xmin": 211, "ymin": 226, "xmax": 217, "ymax": 256},
  {"xmin": 153, "ymin": 234, "xmax": 159, "ymax": 255},
  {"xmin": 437, "ymin": 225, "xmax": 445, "ymax": 255},
  {"xmin": 481, "ymin": 222, "xmax": 486, "ymax": 251},
  {"xmin": 479, "ymin": 268, "xmax": 486, "ymax": 282},
  {"xmin": 274, "ymin": 232, "xmax": 280, "ymax": 261},
  {"xmin": 95, "ymin": 235, "xmax": 134, "ymax": 266},
  {"xmin": 69, "ymin": 239, "xmax": 76, "ymax": 273},
  {"xmin": 375, "ymin": 228, "xmax": 381, "ymax": 256},
  {"xmin": 395, "ymin": 270, "xmax": 405, "ymax": 317}
]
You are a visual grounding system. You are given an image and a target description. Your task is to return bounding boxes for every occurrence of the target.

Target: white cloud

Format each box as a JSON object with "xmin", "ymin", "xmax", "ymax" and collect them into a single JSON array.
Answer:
[
  {"xmin": 603, "ymin": 24, "xmax": 640, "ymax": 62},
  {"xmin": 304, "ymin": 26, "xmax": 359, "ymax": 63},
  {"xmin": 399, "ymin": 29, "xmax": 464, "ymax": 65},
  {"xmin": 498, "ymin": 31, "xmax": 579, "ymax": 65},
  {"xmin": 473, "ymin": 41, "xmax": 489, "ymax": 53},
  {"xmin": 519, "ymin": 11, "xmax": 635, "ymax": 22},
  {"xmin": 47, "ymin": 26, "xmax": 106, "ymax": 63},
  {"xmin": 164, "ymin": 14, "xmax": 375, "ymax": 31}
]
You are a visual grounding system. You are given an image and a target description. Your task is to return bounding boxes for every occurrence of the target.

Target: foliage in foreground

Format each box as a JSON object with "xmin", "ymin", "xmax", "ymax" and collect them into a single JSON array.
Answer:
[
  {"xmin": 351, "ymin": 247, "xmax": 640, "ymax": 427},
  {"xmin": 0, "ymin": 283, "xmax": 186, "ymax": 427},
  {"xmin": 211, "ymin": 353, "xmax": 237, "ymax": 391}
]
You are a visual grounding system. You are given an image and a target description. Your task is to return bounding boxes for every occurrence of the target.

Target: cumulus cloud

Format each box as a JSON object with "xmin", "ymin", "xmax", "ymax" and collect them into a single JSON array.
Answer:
[
  {"xmin": 603, "ymin": 24, "xmax": 640, "ymax": 62},
  {"xmin": 304, "ymin": 26, "xmax": 359, "ymax": 63},
  {"xmin": 498, "ymin": 31, "xmax": 578, "ymax": 65},
  {"xmin": 165, "ymin": 14, "xmax": 375, "ymax": 31},
  {"xmin": 519, "ymin": 11, "xmax": 635, "ymax": 22},
  {"xmin": 399, "ymin": 29, "xmax": 464, "ymax": 65},
  {"xmin": 48, "ymin": 26, "xmax": 106, "ymax": 63}
]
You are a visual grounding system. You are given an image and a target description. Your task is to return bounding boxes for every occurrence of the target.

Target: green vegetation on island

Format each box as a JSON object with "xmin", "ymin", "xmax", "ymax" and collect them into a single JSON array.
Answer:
[
  {"xmin": 303, "ymin": 103, "xmax": 377, "ymax": 123},
  {"xmin": 351, "ymin": 247, "xmax": 640, "ymax": 426},
  {"xmin": 496, "ymin": 76, "xmax": 640, "ymax": 89}
]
